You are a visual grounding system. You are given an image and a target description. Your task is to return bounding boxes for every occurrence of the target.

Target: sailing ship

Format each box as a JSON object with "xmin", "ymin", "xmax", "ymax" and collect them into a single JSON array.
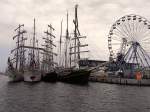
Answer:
[
  {"xmin": 41, "ymin": 24, "xmax": 58, "ymax": 82},
  {"xmin": 58, "ymin": 4, "xmax": 91, "ymax": 84},
  {"xmin": 6, "ymin": 24, "xmax": 26, "ymax": 82},
  {"xmin": 23, "ymin": 19, "xmax": 41, "ymax": 82}
]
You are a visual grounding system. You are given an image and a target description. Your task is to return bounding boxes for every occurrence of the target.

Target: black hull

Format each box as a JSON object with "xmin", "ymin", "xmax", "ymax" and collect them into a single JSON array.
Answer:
[
  {"xmin": 58, "ymin": 69, "xmax": 91, "ymax": 84},
  {"xmin": 42, "ymin": 72, "xmax": 58, "ymax": 82}
]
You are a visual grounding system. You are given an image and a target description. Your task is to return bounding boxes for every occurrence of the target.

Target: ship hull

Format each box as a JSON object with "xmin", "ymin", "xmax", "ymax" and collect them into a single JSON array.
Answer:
[
  {"xmin": 6, "ymin": 69, "xmax": 23, "ymax": 82},
  {"xmin": 23, "ymin": 69, "xmax": 41, "ymax": 82},
  {"xmin": 42, "ymin": 72, "xmax": 58, "ymax": 82},
  {"xmin": 58, "ymin": 69, "xmax": 91, "ymax": 84}
]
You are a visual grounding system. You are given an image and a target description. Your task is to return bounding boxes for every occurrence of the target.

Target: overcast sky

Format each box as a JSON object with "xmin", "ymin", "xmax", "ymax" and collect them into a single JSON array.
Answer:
[{"xmin": 0, "ymin": 0, "xmax": 150, "ymax": 71}]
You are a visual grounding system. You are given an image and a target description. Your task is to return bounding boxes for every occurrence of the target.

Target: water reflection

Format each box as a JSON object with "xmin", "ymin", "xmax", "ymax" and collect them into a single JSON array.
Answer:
[{"xmin": 0, "ymin": 76, "xmax": 150, "ymax": 112}]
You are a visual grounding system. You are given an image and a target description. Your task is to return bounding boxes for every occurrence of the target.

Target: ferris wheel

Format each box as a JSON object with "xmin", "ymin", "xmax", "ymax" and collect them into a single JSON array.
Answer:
[{"xmin": 108, "ymin": 14, "xmax": 150, "ymax": 68}]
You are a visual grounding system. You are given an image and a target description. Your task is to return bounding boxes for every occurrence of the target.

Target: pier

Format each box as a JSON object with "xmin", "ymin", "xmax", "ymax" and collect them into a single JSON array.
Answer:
[{"xmin": 89, "ymin": 75, "xmax": 150, "ymax": 86}]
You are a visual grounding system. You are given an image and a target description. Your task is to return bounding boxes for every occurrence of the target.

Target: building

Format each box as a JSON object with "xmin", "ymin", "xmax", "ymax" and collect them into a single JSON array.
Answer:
[{"xmin": 79, "ymin": 59, "xmax": 107, "ymax": 67}]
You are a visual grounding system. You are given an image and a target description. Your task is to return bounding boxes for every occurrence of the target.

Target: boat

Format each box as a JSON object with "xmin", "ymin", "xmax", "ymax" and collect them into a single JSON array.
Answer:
[
  {"xmin": 6, "ymin": 58, "xmax": 23, "ymax": 82},
  {"xmin": 58, "ymin": 68, "xmax": 90, "ymax": 84},
  {"xmin": 6, "ymin": 24, "xmax": 26, "ymax": 82},
  {"xmin": 41, "ymin": 24, "xmax": 58, "ymax": 82},
  {"xmin": 58, "ymin": 4, "xmax": 91, "ymax": 84},
  {"xmin": 23, "ymin": 19, "xmax": 41, "ymax": 82},
  {"xmin": 23, "ymin": 68, "xmax": 41, "ymax": 82},
  {"xmin": 42, "ymin": 71, "xmax": 57, "ymax": 82}
]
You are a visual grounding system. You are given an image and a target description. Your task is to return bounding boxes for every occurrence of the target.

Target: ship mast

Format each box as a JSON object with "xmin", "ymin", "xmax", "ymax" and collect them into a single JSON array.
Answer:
[
  {"xmin": 36, "ymin": 39, "xmax": 40, "ymax": 68},
  {"xmin": 65, "ymin": 12, "xmax": 69, "ymax": 68},
  {"xmin": 42, "ymin": 24, "xmax": 57, "ymax": 72},
  {"xmin": 28, "ymin": 18, "xmax": 40, "ymax": 69},
  {"xmin": 75, "ymin": 5, "xmax": 80, "ymax": 61},
  {"xmin": 13, "ymin": 24, "xmax": 27, "ymax": 71},
  {"xmin": 59, "ymin": 20, "xmax": 63, "ymax": 66},
  {"xmin": 70, "ymin": 4, "xmax": 89, "ymax": 68},
  {"xmin": 32, "ymin": 18, "xmax": 36, "ymax": 63}
]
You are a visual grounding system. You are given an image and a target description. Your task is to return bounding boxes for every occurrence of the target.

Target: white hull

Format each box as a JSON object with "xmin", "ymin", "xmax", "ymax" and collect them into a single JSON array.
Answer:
[
  {"xmin": 6, "ymin": 69, "xmax": 23, "ymax": 82},
  {"xmin": 23, "ymin": 69, "xmax": 41, "ymax": 82}
]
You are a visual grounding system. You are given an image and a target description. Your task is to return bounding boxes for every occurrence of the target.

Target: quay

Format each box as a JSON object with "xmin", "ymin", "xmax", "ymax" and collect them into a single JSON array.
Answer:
[{"xmin": 89, "ymin": 75, "xmax": 150, "ymax": 86}]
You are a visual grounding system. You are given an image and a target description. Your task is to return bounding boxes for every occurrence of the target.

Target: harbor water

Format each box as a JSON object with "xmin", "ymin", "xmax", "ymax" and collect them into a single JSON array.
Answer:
[{"xmin": 0, "ymin": 75, "xmax": 150, "ymax": 112}]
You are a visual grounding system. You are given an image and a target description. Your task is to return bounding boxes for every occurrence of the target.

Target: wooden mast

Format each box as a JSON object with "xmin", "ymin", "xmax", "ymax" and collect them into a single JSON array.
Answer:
[
  {"xmin": 49, "ymin": 24, "xmax": 53, "ymax": 68},
  {"xmin": 74, "ymin": 5, "xmax": 77, "ymax": 67},
  {"xmin": 20, "ymin": 26, "xmax": 27, "ymax": 72},
  {"xmin": 32, "ymin": 18, "xmax": 36, "ymax": 65},
  {"xmin": 13, "ymin": 24, "xmax": 26, "ymax": 71},
  {"xmin": 70, "ymin": 4, "xmax": 89, "ymax": 68},
  {"xmin": 75, "ymin": 5, "xmax": 80, "ymax": 61},
  {"xmin": 59, "ymin": 20, "xmax": 63, "ymax": 66},
  {"xmin": 65, "ymin": 12, "xmax": 69, "ymax": 68},
  {"xmin": 42, "ymin": 24, "xmax": 56, "ymax": 72},
  {"xmin": 36, "ymin": 39, "xmax": 40, "ymax": 68}
]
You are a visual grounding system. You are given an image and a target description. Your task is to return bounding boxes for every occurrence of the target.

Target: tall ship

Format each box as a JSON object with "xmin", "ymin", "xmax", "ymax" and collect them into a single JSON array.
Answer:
[
  {"xmin": 41, "ymin": 24, "xmax": 58, "ymax": 82},
  {"xmin": 58, "ymin": 4, "xmax": 91, "ymax": 84},
  {"xmin": 23, "ymin": 19, "xmax": 41, "ymax": 82},
  {"xmin": 6, "ymin": 24, "xmax": 27, "ymax": 82}
]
